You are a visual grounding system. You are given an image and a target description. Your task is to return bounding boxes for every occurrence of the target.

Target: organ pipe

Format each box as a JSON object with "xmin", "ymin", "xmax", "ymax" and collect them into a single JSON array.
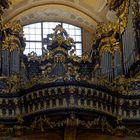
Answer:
[
  {"xmin": 99, "ymin": 0, "xmax": 137, "ymax": 81},
  {"xmin": 122, "ymin": 1, "xmax": 136, "ymax": 74}
]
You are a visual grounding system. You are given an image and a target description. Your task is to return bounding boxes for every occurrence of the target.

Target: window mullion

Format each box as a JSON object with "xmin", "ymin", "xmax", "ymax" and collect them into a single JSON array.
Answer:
[
  {"xmin": 23, "ymin": 22, "xmax": 82, "ymax": 56},
  {"xmin": 41, "ymin": 22, "xmax": 44, "ymax": 55}
]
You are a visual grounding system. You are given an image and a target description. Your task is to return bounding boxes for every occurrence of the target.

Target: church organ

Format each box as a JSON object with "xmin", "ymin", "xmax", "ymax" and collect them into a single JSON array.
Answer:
[{"xmin": 0, "ymin": 0, "xmax": 140, "ymax": 140}]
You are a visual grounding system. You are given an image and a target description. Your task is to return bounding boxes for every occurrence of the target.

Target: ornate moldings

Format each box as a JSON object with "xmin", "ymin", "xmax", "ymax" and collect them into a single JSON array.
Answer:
[
  {"xmin": 0, "ymin": 0, "xmax": 11, "ymax": 24},
  {"xmin": 107, "ymin": 0, "xmax": 124, "ymax": 11},
  {"xmin": 107, "ymin": 0, "xmax": 129, "ymax": 33},
  {"xmin": 0, "ymin": 0, "xmax": 11, "ymax": 10},
  {"xmin": 2, "ymin": 20, "xmax": 24, "ymax": 52},
  {"xmin": 94, "ymin": 22, "xmax": 121, "ymax": 56},
  {"xmin": 92, "ymin": 0, "xmax": 129, "ymax": 59},
  {"xmin": 0, "ymin": 21, "xmax": 138, "ymax": 96},
  {"xmin": 0, "ymin": 1, "xmax": 139, "ymax": 139},
  {"xmin": 108, "ymin": 74, "xmax": 140, "ymax": 95},
  {"xmin": 18, "ymin": 25, "xmax": 94, "ymax": 90},
  {"xmin": 1, "ymin": 114, "xmax": 140, "ymax": 137},
  {"xmin": 31, "ymin": 116, "xmax": 65, "ymax": 131},
  {"xmin": 0, "ymin": 82, "xmax": 139, "ymax": 137},
  {"xmin": 132, "ymin": 0, "xmax": 140, "ymax": 32},
  {"xmin": 0, "ymin": 124, "xmax": 13, "ymax": 137}
]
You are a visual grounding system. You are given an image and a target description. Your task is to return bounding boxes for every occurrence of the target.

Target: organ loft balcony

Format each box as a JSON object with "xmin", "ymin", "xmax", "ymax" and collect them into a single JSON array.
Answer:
[{"xmin": 0, "ymin": 0, "xmax": 140, "ymax": 139}]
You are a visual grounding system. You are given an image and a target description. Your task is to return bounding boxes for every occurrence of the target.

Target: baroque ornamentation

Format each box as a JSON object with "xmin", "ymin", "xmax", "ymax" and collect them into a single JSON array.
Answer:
[
  {"xmin": 94, "ymin": 22, "xmax": 121, "ymax": 55},
  {"xmin": 2, "ymin": 20, "xmax": 24, "ymax": 52},
  {"xmin": 1, "ymin": 21, "xmax": 138, "ymax": 96},
  {"xmin": 0, "ymin": 0, "xmax": 11, "ymax": 28},
  {"xmin": 92, "ymin": 0, "xmax": 129, "ymax": 58},
  {"xmin": 107, "ymin": 0, "xmax": 129, "ymax": 34},
  {"xmin": 19, "ymin": 25, "xmax": 94, "ymax": 90},
  {"xmin": 0, "ymin": 4, "xmax": 139, "ymax": 138},
  {"xmin": 31, "ymin": 116, "xmax": 65, "ymax": 131}
]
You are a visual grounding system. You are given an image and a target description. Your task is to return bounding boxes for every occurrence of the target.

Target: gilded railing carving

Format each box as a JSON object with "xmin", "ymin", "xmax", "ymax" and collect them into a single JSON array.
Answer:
[
  {"xmin": 1, "ymin": 114, "xmax": 140, "ymax": 137},
  {"xmin": 0, "ymin": 0, "xmax": 140, "ymax": 139}
]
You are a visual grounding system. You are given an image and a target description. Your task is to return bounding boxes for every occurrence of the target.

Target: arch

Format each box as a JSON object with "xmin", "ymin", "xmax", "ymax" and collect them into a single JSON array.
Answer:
[{"xmin": 3, "ymin": 0, "xmax": 109, "ymax": 33}]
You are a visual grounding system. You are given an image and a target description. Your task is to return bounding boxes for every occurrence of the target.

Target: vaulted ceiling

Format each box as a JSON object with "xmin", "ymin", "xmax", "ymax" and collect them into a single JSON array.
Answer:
[{"xmin": 3, "ymin": 0, "xmax": 116, "ymax": 33}]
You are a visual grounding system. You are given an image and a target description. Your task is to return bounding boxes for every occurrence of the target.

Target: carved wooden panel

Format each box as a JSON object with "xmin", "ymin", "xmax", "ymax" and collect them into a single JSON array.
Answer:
[
  {"xmin": 77, "ymin": 133, "xmax": 140, "ymax": 140},
  {"xmin": 11, "ymin": 133, "xmax": 62, "ymax": 140}
]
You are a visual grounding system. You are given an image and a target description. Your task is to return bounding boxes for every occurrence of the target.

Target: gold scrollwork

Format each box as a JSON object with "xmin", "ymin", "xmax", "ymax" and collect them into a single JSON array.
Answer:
[
  {"xmin": 2, "ymin": 20, "xmax": 23, "ymax": 52},
  {"xmin": 94, "ymin": 0, "xmax": 129, "ymax": 57}
]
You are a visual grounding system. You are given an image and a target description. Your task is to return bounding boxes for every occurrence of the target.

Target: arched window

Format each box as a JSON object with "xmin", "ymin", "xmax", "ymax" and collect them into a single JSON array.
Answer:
[{"xmin": 23, "ymin": 22, "xmax": 82, "ymax": 56}]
